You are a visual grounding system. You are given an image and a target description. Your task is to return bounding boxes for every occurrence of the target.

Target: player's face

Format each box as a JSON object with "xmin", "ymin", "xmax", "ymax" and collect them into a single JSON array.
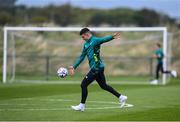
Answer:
[
  {"xmin": 81, "ymin": 33, "xmax": 91, "ymax": 41},
  {"xmin": 154, "ymin": 45, "xmax": 158, "ymax": 50},
  {"xmin": 155, "ymin": 45, "xmax": 159, "ymax": 50}
]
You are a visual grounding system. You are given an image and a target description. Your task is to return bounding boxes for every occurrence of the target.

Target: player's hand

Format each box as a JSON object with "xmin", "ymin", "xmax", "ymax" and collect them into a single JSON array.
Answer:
[
  {"xmin": 68, "ymin": 66, "xmax": 75, "ymax": 76},
  {"xmin": 151, "ymin": 54, "xmax": 157, "ymax": 58},
  {"xmin": 113, "ymin": 32, "xmax": 121, "ymax": 39}
]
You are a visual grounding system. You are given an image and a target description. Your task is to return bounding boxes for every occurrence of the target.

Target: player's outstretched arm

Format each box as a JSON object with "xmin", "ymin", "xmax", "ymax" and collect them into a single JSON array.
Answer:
[{"xmin": 94, "ymin": 32, "xmax": 120, "ymax": 45}]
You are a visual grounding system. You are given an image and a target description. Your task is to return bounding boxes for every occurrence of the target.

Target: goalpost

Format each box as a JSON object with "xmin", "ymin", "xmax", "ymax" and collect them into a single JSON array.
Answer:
[{"xmin": 3, "ymin": 27, "xmax": 170, "ymax": 84}]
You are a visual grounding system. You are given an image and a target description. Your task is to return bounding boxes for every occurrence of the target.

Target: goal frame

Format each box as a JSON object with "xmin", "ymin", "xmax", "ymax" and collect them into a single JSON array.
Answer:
[{"xmin": 3, "ymin": 26, "xmax": 168, "ymax": 84}]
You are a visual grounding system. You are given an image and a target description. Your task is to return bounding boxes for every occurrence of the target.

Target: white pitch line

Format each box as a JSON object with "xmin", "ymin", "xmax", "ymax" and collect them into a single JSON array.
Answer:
[
  {"xmin": 86, "ymin": 104, "xmax": 134, "ymax": 109},
  {"xmin": 0, "ymin": 98, "xmax": 134, "ymax": 111},
  {"xmin": 3, "ymin": 98, "xmax": 133, "ymax": 106},
  {"xmin": 0, "ymin": 104, "xmax": 133, "ymax": 111}
]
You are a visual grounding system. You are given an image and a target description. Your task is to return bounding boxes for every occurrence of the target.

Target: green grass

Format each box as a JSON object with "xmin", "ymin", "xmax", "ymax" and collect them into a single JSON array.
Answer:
[
  {"xmin": 10, "ymin": 74, "xmax": 152, "ymax": 82},
  {"xmin": 0, "ymin": 77, "xmax": 180, "ymax": 121}
]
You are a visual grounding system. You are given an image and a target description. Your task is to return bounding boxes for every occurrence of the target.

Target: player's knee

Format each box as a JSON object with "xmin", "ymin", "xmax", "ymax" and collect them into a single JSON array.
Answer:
[
  {"xmin": 81, "ymin": 82, "xmax": 87, "ymax": 89},
  {"xmin": 100, "ymin": 84, "xmax": 108, "ymax": 90},
  {"xmin": 80, "ymin": 83, "xmax": 84, "ymax": 88}
]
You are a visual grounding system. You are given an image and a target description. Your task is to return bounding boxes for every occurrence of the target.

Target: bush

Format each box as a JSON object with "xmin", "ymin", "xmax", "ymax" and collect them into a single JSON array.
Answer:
[{"xmin": 0, "ymin": 11, "xmax": 13, "ymax": 26}]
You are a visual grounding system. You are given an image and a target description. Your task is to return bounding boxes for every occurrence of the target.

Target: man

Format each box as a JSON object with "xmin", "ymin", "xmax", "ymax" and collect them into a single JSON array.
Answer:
[
  {"xmin": 68, "ymin": 28, "xmax": 127, "ymax": 111},
  {"xmin": 151, "ymin": 43, "xmax": 177, "ymax": 85}
]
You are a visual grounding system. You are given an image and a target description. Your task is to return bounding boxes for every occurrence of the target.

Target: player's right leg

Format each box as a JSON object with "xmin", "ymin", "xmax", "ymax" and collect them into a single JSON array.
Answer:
[
  {"xmin": 160, "ymin": 64, "xmax": 177, "ymax": 78},
  {"xmin": 171, "ymin": 70, "xmax": 177, "ymax": 77},
  {"xmin": 71, "ymin": 70, "xmax": 95, "ymax": 112},
  {"xmin": 95, "ymin": 68, "xmax": 127, "ymax": 108}
]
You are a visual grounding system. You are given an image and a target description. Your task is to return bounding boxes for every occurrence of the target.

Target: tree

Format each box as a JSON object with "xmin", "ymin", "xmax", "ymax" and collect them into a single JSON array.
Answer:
[
  {"xmin": 0, "ymin": 11, "xmax": 13, "ymax": 25},
  {"xmin": 0, "ymin": 0, "xmax": 17, "ymax": 7},
  {"xmin": 134, "ymin": 9, "xmax": 160, "ymax": 26},
  {"xmin": 31, "ymin": 16, "xmax": 48, "ymax": 24}
]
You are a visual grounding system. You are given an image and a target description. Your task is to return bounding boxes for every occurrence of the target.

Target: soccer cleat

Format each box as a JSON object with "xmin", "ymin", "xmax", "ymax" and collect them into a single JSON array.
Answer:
[
  {"xmin": 150, "ymin": 79, "xmax": 158, "ymax": 85},
  {"xmin": 71, "ymin": 103, "xmax": 85, "ymax": 112},
  {"xmin": 119, "ymin": 95, "xmax": 127, "ymax": 108},
  {"xmin": 171, "ymin": 70, "xmax": 177, "ymax": 78}
]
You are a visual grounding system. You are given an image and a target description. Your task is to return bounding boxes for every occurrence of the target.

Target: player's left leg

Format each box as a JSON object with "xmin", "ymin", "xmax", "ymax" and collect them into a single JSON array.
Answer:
[
  {"xmin": 71, "ymin": 70, "xmax": 95, "ymax": 112},
  {"xmin": 80, "ymin": 70, "xmax": 96, "ymax": 104},
  {"xmin": 95, "ymin": 68, "xmax": 127, "ymax": 108},
  {"xmin": 151, "ymin": 63, "xmax": 160, "ymax": 85}
]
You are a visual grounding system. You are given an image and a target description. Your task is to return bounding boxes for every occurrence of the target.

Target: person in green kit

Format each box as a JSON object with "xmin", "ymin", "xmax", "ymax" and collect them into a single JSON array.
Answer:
[
  {"xmin": 68, "ymin": 28, "xmax": 127, "ymax": 111},
  {"xmin": 150, "ymin": 43, "xmax": 177, "ymax": 85}
]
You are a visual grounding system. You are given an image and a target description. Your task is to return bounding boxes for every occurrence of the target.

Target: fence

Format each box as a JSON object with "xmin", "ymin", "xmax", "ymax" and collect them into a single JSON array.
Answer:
[{"xmin": 1, "ymin": 55, "xmax": 180, "ymax": 82}]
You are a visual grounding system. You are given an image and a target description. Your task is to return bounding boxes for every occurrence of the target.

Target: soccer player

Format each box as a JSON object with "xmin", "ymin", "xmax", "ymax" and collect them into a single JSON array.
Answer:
[
  {"xmin": 150, "ymin": 43, "xmax": 177, "ymax": 85},
  {"xmin": 68, "ymin": 28, "xmax": 127, "ymax": 111}
]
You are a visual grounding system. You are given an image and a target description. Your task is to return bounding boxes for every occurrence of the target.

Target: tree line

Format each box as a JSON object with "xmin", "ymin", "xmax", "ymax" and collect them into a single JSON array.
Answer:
[{"xmin": 0, "ymin": 0, "xmax": 176, "ymax": 27}]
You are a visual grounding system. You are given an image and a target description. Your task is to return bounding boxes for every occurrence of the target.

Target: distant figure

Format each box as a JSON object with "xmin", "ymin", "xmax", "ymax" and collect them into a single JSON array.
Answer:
[
  {"xmin": 68, "ymin": 28, "xmax": 127, "ymax": 111},
  {"xmin": 150, "ymin": 43, "xmax": 177, "ymax": 85}
]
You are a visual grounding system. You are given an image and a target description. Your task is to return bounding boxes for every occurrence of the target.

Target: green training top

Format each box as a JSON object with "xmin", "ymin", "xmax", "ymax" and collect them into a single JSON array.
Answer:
[
  {"xmin": 155, "ymin": 48, "xmax": 164, "ymax": 64},
  {"xmin": 73, "ymin": 35, "xmax": 113, "ymax": 70}
]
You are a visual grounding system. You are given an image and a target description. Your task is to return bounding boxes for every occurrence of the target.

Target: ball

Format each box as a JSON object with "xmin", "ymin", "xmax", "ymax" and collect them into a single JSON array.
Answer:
[{"xmin": 57, "ymin": 67, "xmax": 68, "ymax": 78}]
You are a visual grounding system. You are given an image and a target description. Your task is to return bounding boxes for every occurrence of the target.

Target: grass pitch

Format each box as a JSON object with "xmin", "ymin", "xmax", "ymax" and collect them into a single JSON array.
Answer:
[{"xmin": 0, "ymin": 77, "xmax": 180, "ymax": 121}]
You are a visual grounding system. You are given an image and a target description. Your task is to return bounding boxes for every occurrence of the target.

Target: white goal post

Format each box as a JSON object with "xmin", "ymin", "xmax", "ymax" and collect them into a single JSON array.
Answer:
[{"xmin": 3, "ymin": 26, "xmax": 168, "ymax": 84}]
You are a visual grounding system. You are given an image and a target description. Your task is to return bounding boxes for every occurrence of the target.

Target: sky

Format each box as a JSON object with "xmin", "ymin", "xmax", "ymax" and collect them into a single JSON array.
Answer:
[{"xmin": 16, "ymin": 0, "xmax": 180, "ymax": 19}]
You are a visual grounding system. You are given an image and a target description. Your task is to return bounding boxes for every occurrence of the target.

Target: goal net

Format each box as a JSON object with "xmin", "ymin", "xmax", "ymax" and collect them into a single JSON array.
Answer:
[{"xmin": 3, "ymin": 27, "xmax": 171, "ymax": 84}]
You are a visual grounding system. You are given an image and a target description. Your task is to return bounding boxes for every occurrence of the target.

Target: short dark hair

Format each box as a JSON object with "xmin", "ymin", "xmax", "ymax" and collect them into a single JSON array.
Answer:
[
  {"xmin": 80, "ymin": 28, "xmax": 90, "ymax": 35},
  {"xmin": 156, "ymin": 43, "xmax": 161, "ymax": 48}
]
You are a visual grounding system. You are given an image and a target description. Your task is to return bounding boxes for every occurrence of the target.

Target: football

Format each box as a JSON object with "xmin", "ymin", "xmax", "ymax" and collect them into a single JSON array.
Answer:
[{"xmin": 57, "ymin": 67, "xmax": 68, "ymax": 78}]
